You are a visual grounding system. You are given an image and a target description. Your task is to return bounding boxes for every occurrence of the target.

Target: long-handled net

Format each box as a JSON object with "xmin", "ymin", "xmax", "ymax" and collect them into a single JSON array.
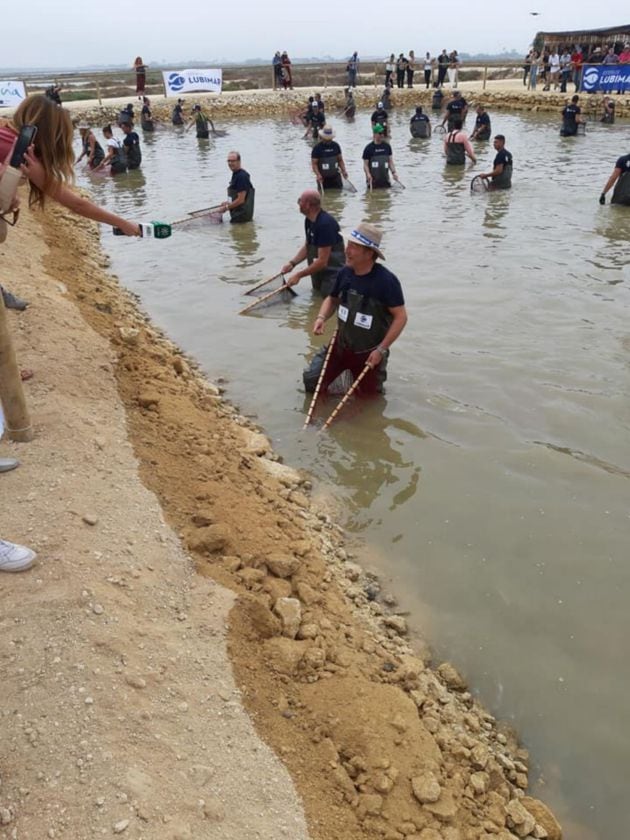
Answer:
[{"xmin": 470, "ymin": 175, "xmax": 489, "ymax": 194}]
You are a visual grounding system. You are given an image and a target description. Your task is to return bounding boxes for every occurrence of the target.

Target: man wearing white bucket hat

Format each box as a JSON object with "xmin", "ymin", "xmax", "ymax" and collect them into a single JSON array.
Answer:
[
  {"xmin": 303, "ymin": 222, "xmax": 407, "ymax": 395},
  {"xmin": 311, "ymin": 125, "xmax": 348, "ymax": 190}
]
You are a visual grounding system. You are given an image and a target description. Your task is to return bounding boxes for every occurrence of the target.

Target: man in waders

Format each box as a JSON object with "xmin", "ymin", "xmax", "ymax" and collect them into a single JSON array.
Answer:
[
  {"xmin": 363, "ymin": 124, "xmax": 400, "ymax": 188},
  {"xmin": 187, "ymin": 104, "xmax": 214, "ymax": 139},
  {"xmin": 76, "ymin": 124, "xmax": 105, "ymax": 170},
  {"xmin": 479, "ymin": 135, "xmax": 513, "ymax": 189},
  {"xmin": 560, "ymin": 95, "xmax": 584, "ymax": 137},
  {"xmin": 281, "ymin": 190, "xmax": 345, "ymax": 296},
  {"xmin": 172, "ymin": 99, "xmax": 185, "ymax": 126},
  {"xmin": 96, "ymin": 126, "xmax": 128, "ymax": 175},
  {"xmin": 599, "ymin": 153, "xmax": 630, "ymax": 205},
  {"xmin": 370, "ymin": 101, "xmax": 389, "ymax": 136},
  {"xmin": 311, "ymin": 125, "xmax": 348, "ymax": 190},
  {"xmin": 470, "ymin": 104, "xmax": 491, "ymax": 141},
  {"xmin": 410, "ymin": 106, "xmax": 431, "ymax": 138},
  {"xmin": 441, "ymin": 90, "xmax": 468, "ymax": 131},
  {"xmin": 120, "ymin": 122, "xmax": 142, "ymax": 169},
  {"xmin": 220, "ymin": 152, "xmax": 255, "ymax": 223},
  {"xmin": 303, "ymin": 223, "xmax": 407, "ymax": 395},
  {"xmin": 444, "ymin": 118, "xmax": 476, "ymax": 166}
]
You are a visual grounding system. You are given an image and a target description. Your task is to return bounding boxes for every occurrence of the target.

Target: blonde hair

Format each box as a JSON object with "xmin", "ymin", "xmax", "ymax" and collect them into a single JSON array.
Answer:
[{"xmin": 12, "ymin": 94, "xmax": 75, "ymax": 209}]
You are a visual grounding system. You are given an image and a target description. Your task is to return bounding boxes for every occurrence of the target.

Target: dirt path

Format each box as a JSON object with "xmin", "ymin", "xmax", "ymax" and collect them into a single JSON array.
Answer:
[{"xmin": 0, "ymin": 203, "xmax": 562, "ymax": 840}]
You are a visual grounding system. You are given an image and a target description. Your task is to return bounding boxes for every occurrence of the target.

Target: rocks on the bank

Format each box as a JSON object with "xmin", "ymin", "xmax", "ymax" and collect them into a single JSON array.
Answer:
[
  {"xmin": 412, "ymin": 771, "xmax": 442, "ymax": 804},
  {"xmin": 273, "ymin": 597, "xmax": 302, "ymax": 639}
]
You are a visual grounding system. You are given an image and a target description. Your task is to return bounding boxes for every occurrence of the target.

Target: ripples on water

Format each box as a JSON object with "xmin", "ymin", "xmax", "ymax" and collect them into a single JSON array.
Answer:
[{"xmin": 79, "ymin": 106, "xmax": 629, "ymax": 840}]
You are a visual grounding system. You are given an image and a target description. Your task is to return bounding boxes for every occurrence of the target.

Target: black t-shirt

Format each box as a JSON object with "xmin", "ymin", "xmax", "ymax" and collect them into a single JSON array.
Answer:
[
  {"xmin": 475, "ymin": 112, "xmax": 490, "ymax": 129},
  {"xmin": 614, "ymin": 154, "xmax": 630, "ymax": 172},
  {"xmin": 229, "ymin": 168, "xmax": 253, "ymax": 193},
  {"xmin": 331, "ymin": 264, "xmax": 405, "ymax": 307},
  {"xmin": 563, "ymin": 104, "xmax": 581, "ymax": 124},
  {"xmin": 371, "ymin": 109, "xmax": 388, "ymax": 124},
  {"xmin": 310, "ymin": 111, "xmax": 325, "ymax": 129},
  {"xmin": 305, "ymin": 211, "xmax": 342, "ymax": 249},
  {"xmin": 123, "ymin": 132, "xmax": 140, "ymax": 149},
  {"xmin": 362, "ymin": 141, "xmax": 392, "ymax": 160},
  {"xmin": 447, "ymin": 98, "xmax": 467, "ymax": 115},
  {"xmin": 411, "ymin": 113, "xmax": 430, "ymax": 123},
  {"xmin": 494, "ymin": 149, "xmax": 513, "ymax": 168},
  {"xmin": 141, "ymin": 104, "xmax": 151, "ymax": 118},
  {"xmin": 311, "ymin": 141, "xmax": 341, "ymax": 161}
]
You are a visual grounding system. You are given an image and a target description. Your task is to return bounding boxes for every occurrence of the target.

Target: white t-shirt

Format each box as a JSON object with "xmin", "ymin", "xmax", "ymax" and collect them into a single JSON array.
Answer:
[{"xmin": 549, "ymin": 54, "xmax": 561, "ymax": 72}]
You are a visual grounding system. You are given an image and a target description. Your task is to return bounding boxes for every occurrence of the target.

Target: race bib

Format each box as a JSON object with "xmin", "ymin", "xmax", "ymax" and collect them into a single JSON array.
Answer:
[
  {"xmin": 338, "ymin": 305, "xmax": 349, "ymax": 322},
  {"xmin": 354, "ymin": 312, "xmax": 373, "ymax": 329}
]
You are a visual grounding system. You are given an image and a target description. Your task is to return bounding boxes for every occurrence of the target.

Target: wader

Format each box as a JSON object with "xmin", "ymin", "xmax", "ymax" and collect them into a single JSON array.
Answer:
[
  {"xmin": 445, "ymin": 132, "xmax": 465, "ymax": 165},
  {"xmin": 491, "ymin": 163, "xmax": 512, "ymax": 190},
  {"xmin": 110, "ymin": 141, "xmax": 127, "ymax": 175},
  {"xmin": 84, "ymin": 136, "xmax": 105, "ymax": 169},
  {"xmin": 141, "ymin": 119, "xmax": 154, "ymax": 132},
  {"xmin": 125, "ymin": 142, "xmax": 141, "ymax": 170},
  {"xmin": 317, "ymin": 154, "xmax": 343, "ymax": 190},
  {"xmin": 303, "ymin": 284, "xmax": 392, "ymax": 394},
  {"xmin": 306, "ymin": 238, "xmax": 345, "ymax": 297},
  {"xmin": 369, "ymin": 155, "xmax": 391, "ymax": 188},
  {"xmin": 612, "ymin": 172, "xmax": 630, "ymax": 205},
  {"xmin": 474, "ymin": 122, "xmax": 491, "ymax": 141},
  {"xmin": 410, "ymin": 118, "xmax": 431, "ymax": 138},
  {"xmin": 195, "ymin": 114, "xmax": 210, "ymax": 139},
  {"xmin": 228, "ymin": 184, "xmax": 255, "ymax": 223}
]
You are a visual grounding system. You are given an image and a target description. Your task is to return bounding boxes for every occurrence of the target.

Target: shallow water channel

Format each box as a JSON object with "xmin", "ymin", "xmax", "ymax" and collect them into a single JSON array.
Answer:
[{"xmin": 79, "ymin": 106, "xmax": 630, "ymax": 840}]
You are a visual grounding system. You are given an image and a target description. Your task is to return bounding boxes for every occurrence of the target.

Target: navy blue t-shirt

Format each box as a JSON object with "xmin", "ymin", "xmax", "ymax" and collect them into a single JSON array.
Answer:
[
  {"xmin": 411, "ymin": 113, "xmax": 430, "ymax": 123},
  {"xmin": 362, "ymin": 141, "xmax": 393, "ymax": 160},
  {"xmin": 371, "ymin": 109, "xmax": 388, "ymax": 124},
  {"xmin": 123, "ymin": 132, "xmax": 140, "ymax": 149},
  {"xmin": 563, "ymin": 104, "xmax": 581, "ymax": 124},
  {"xmin": 614, "ymin": 154, "xmax": 630, "ymax": 172},
  {"xmin": 447, "ymin": 98, "xmax": 467, "ymax": 115},
  {"xmin": 494, "ymin": 148, "xmax": 513, "ymax": 168},
  {"xmin": 305, "ymin": 211, "xmax": 342, "ymax": 249},
  {"xmin": 331, "ymin": 263, "xmax": 404, "ymax": 308},
  {"xmin": 229, "ymin": 168, "xmax": 253, "ymax": 193},
  {"xmin": 475, "ymin": 112, "xmax": 490, "ymax": 129},
  {"xmin": 311, "ymin": 141, "xmax": 341, "ymax": 161}
]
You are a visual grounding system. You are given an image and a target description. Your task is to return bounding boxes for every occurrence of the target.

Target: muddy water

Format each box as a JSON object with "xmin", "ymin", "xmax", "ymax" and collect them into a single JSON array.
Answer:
[{"xmin": 79, "ymin": 107, "xmax": 630, "ymax": 840}]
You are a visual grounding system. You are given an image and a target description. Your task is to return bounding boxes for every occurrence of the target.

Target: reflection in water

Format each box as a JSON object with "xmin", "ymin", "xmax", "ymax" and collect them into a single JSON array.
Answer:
[
  {"xmin": 482, "ymin": 192, "xmax": 511, "ymax": 241},
  {"xmin": 591, "ymin": 207, "xmax": 630, "ymax": 280},
  {"xmin": 229, "ymin": 222, "xmax": 261, "ymax": 267}
]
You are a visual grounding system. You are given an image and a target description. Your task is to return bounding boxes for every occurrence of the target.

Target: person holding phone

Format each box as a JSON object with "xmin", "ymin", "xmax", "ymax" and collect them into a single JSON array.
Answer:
[{"xmin": 0, "ymin": 95, "xmax": 140, "ymax": 235}]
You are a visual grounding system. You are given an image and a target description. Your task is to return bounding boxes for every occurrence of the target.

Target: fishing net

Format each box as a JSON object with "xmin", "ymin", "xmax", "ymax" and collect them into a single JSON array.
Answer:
[{"xmin": 470, "ymin": 175, "xmax": 489, "ymax": 194}]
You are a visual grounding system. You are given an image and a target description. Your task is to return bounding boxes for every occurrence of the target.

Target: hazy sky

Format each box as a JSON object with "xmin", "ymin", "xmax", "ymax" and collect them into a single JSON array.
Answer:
[{"xmin": 4, "ymin": 2, "xmax": 626, "ymax": 68}]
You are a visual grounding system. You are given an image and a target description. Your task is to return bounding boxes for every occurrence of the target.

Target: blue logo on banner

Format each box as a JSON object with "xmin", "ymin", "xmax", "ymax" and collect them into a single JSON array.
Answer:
[
  {"xmin": 168, "ymin": 73, "xmax": 187, "ymax": 92},
  {"xmin": 581, "ymin": 64, "xmax": 630, "ymax": 92}
]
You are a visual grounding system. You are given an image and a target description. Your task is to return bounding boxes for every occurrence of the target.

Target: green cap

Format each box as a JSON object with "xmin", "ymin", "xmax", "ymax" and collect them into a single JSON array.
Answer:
[{"xmin": 373, "ymin": 123, "xmax": 385, "ymax": 134}]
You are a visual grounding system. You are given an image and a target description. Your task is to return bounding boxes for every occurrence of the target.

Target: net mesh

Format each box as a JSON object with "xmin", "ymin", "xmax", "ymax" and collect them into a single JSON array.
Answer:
[{"xmin": 470, "ymin": 175, "xmax": 488, "ymax": 194}]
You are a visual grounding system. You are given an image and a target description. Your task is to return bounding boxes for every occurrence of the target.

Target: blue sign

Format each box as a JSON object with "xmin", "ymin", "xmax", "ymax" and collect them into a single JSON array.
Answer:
[{"xmin": 581, "ymin": 63, "xmax": 630, "ymax": 93}]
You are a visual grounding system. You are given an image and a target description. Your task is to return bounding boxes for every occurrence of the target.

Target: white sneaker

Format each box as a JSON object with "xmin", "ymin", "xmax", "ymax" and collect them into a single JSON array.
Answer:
[{"xmin": 0, "ymin": 539, "xmax": 37, "ymax": 572}]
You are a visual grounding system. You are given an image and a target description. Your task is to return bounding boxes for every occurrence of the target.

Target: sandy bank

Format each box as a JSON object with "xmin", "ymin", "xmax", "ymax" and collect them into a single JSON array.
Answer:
[
  {"xmin": 0, "ymin": 198, "xmax": 564, "ymax": 839},
  {"xmin": 41, "ymin": 83, "xmax": 630, "ymax": 125}
]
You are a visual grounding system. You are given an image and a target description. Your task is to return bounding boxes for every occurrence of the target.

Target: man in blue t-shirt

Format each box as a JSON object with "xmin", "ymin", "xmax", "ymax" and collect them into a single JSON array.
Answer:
[
  {"xmin": 479, "ymin": 135, "xmax": 513, "ymax": 190},
  {"xmin": 303, "ymin": 222, "xmax": 407, "ymax": 396},
  {"xmin": 363, "ymin": 125, "xmax": 400, "ymax": 188},
  {"xmin": 311, "ymin": 125, "xmax": 348, "ymax": 190},
  {"xmin": 219, "ymin": 151, "xmax": 255, "ymax": 222},
  {"xmin": 560, "ymin": 95, "xmax": 584, "ymax": 137},
  {"xmin": 441, "ymin": 90, "xmax": 468, "ymax": 131},
  {"xmin": 470, "ymin": 104, "xmax": 491, "ymax": 141},
  {"xmin": 599, "ymin": 153, "xmax": 630, "ymax": 205},
  {"xmin": 120, "ymin": 122, "xmax": 141, "ymax": 169},
  {"xmin": 281, "ymin": 190, "xmax": 346, "ymax": 296}
]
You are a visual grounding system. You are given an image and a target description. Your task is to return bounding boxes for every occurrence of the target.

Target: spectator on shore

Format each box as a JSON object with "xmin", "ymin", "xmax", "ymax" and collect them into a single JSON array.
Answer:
[
  {"xmin": 281, "ymin": 52, "xmax": 293, "ymax": 89},
  {"xmin": 396, "ymin": 54, "xmax": 408, "ymax": 88},
  {"xmin": 134, "ymin": 57, "xmax": 146, "ymax": 97},
  {"xmin": 272, "ymin": 52, "xmax": 283, "ymax": 89},
  {"xmin": 529, "ymin": 51, "xmax": 540, "ymax": 90},
  {"xmin": 96, "ymin": 126, "xmax": 127, "ymax": 175},
  {"xmin": 76, "ymin": 124, "xmax": 105, "ymax": 170},
  {"xmin": 599, "ymin": 152, "xmax": 630, "ymax": 205},
  {"xmin": 423, "ymin": 52, "xmax": 433, "ymax": 88},
  {"xmin": 436, "ymin": 49, "xmax": 449, "ymax": 87},
  {"xmin": 523, "ymin": 51, "xmax": 533, "ymax": 86},
  {"xmin": 560, "ymin": 48, "xmax": 572, "ymax": 92},
  {"xmin": 347, "ymin": 52, "xmax": 359, "ymax": 87},
  {"xmin": 448, "ymin": 50, "xmax": 460, "ymax": 87},
  {"xmin": 571, "ymin": 45, "xmax": 583, "ymax": 91},
  {"xmin": 541, "ymin": 49, "xmax": 550, "ymax": 90},
  {"xmin": 407, "ymin": 51, "xmax": 415, "ymax": 88},
  {"xmin": 385, "ymin": 54, "xmax": 395, "ymax": 88},
  {"xmin": 444, "ymin": 118, "xmax": 476, "ymax": 166},
  {"xmin": 548, "ymin": 49, "xmax": 561, "ymax": 90},
  {"xmin": 602, "ymin": 47, "xmax": 619, "ymax": 65}
]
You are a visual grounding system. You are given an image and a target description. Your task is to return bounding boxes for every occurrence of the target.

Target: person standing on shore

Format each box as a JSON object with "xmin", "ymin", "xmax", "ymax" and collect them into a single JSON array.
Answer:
[
  {"xmin": 76, "ymin": 124, "xmax": 105, "ymax": 170},
  {"xmin": 396, "ymin": 54, "xmax": 408, "ymax": 89},
  {"xmin": 311, "ymin": 126, "xmax": 348, "ymax": 191},
  {"xmin": 363, "ymin": 124, "xmax": 399, "ymax": 188},
  {"xmin": 599, "ymin": 153, "xmax": 630, "ymax": 205},
  {"xmin": 96, "ymin": 126, "xmax": 127, "ymax": 175},
  {"xmin": 436, "ymin": 49, "xmax": 449, "ymax": 87},
  {"xmin": 523, "ymin": 50, "xmax": 533, "ymax": 86},
  {"xmin": 303, "ymin": 223, "xmax": 407, "ymax": 395},
  {"xmin": 423, "ymin": 52, "xmax": 433, "ymax": 88},
  {"xmin": 134, "ymin": 57, "xmax": 147, "ymax": 97},
  {"xmin": 529, "ymin": 51, "xmax": 540, "ymax": 90},
  {"xmin": 448, "ymin": 50, "xmax": 461, "ymax": 87},
  {"xmin": 281, "ymin": 52, "xmax": 293, "ymax": 89},
  {"xmin": 347, "ymin": 52, "xmax": 359, "ymax": 87},
  {"xmin": 479, "ymin": 135, "xmax": 513, "ymax": 189},
  {"xmin": 571, "ymin": 45, "xmax": 583, "ymax": 91},
  {"xmin": 281, "ymin": 190, "xmax": 345, "ymax": 296},
  {"xmin": 272, "ymin": 52, "xmax": 283, "ymax": 89},
  {"xmin": 120, "ymin": 121, "xmax": 142, "ymax": 169},
  {"xmin": 219, "ymin": 152, "xmax": 255, "ymax": 223},
  {"xmin": 385, "ymin": 54, "xmax": 395, "ymax": 88},
  {"xmin": 407, "ymin": 51, "xmax": 415, "ymax": 88}
]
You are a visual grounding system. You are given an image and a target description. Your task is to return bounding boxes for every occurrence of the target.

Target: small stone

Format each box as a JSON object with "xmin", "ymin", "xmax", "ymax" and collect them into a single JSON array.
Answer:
[
  {"xmin": 412, "ymin": 772, "xmax": 441, "ymax": 804},
  {"xmin": 470, "ymin": 771, "xmax": 489, "ymax": 795},
  {"xmin": 437, "ymin": 662, "xmax": 467, "ymax": 691},
  {"xmin": 384, "ymin": 615, "xmax": 408, "ymax": 635},
  {"xmin": 125, "ymin": 675, "xmax": 147, "ymax": 690},
  {"xmin": 201, "ymin": 796, "xmax": 225, "ymax": 822},
  {"xmin": 191, "ymin": 511, "xmax": 214, "ymax": 527},
  {"xmin": 84, "ymin": 697, "xmax": 94, "ymax": 705},
  {"xmin": 119, "ymin": 327, "xmax": 140, "ymax": 346},
  {"xmin": 112, "ymin": 819, "xmax": 130, "ymax": 834},
  {"xmin": 188, "ymin": 524, "xmax": 231, "ymax": 554},
  {"xmin": 92, "ymin": 604, "xmax": 104, "ymax": 615},
  {"xmin": 265, "ymin": 553, "xmax": 299, "ymax": 578},
  {"xmin": 138, "ymin": 392, "xmax": 160, "ymax": 409},
  {"xmin": 0, "ymin": 808, "xmax": 13, "ymax": 826},
  {"xmin": 520, "ymin": 797, "xmax": 562, "ymax": 840},
  {"xmin": 344, "ymin": 562, "xmax": 362, "ymax": 581},
  {"xmin": 82, "ymin": 513, "xmax": 98, "ymax": 526}
]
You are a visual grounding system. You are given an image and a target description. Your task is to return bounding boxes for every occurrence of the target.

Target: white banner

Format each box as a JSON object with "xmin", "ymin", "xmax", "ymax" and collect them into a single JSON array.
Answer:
[
  {"xmin": 0, "ymin": 81, "xmax": 26, "ymax": 108},
  {"xmin": 162, "ymin": 69, "xmax": 222, "ymax": 96}
]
